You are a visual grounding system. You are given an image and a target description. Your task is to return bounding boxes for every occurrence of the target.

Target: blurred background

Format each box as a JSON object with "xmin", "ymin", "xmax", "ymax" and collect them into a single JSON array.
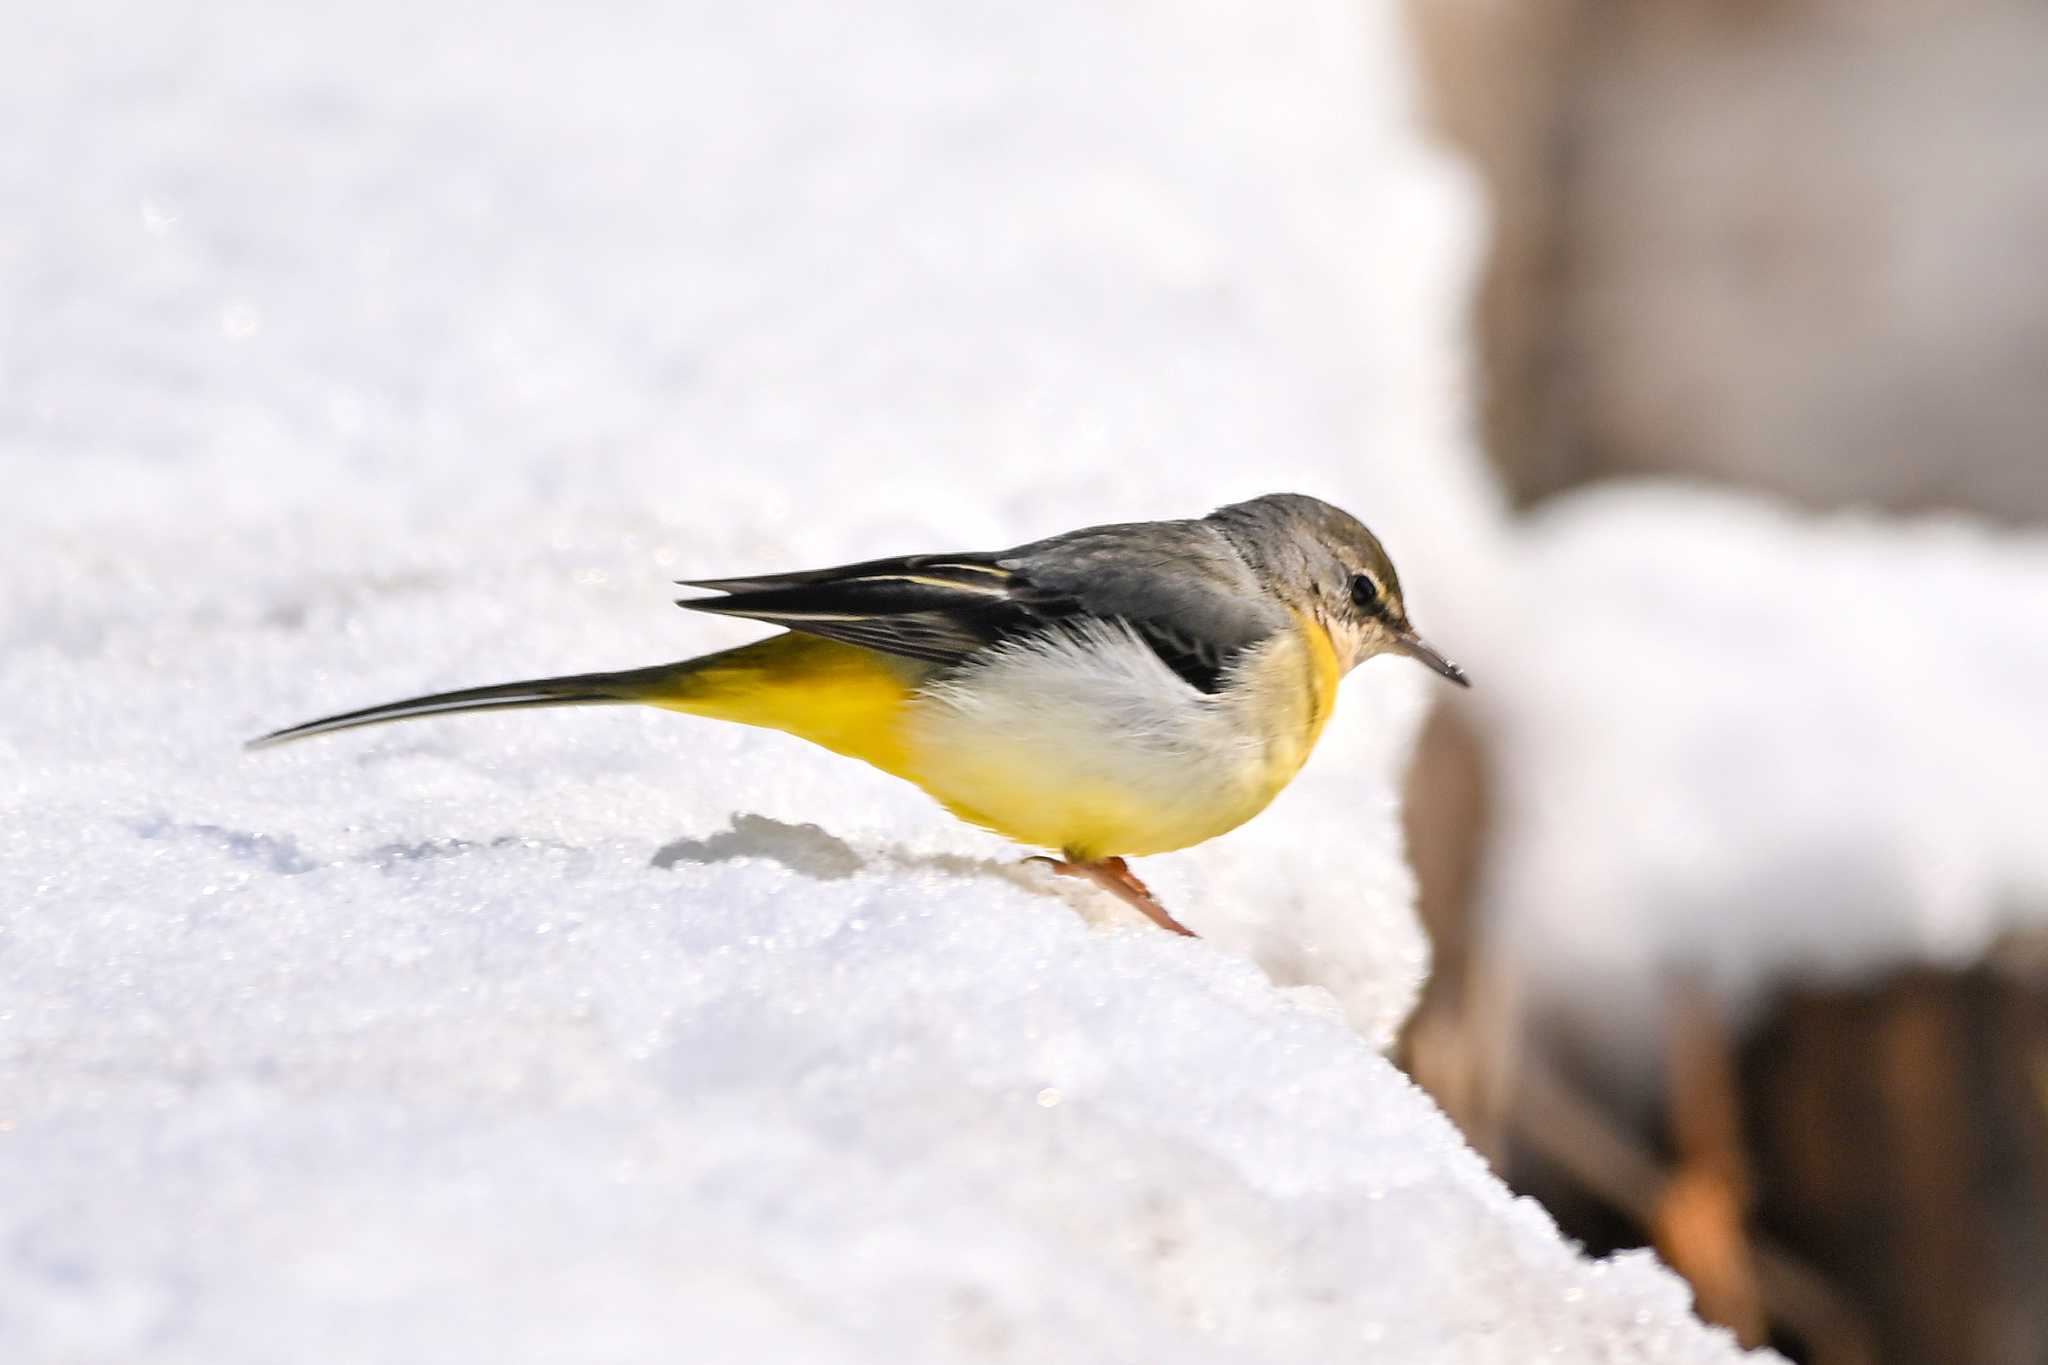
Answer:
[
  {"xmin": 9, "ymin": 0, "xmax": 2047, "ymax": 1359},
  {"xmin": 1398, "ymin": 1, "xmax": 2048, "ymax": 1361}
]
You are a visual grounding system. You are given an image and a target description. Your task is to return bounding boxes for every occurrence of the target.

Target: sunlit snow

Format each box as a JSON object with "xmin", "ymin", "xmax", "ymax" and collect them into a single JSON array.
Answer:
[{"xmin": 2, "ymin": 1, "xmax": 1761, "ymax": 1360}]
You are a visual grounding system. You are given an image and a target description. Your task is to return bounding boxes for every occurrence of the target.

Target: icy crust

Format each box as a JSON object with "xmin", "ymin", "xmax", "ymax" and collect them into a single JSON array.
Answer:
[
  {"xmin": 1, "ymin": 516, "xmax": 1749, "ymax": 1361},
  {"xmin": 1483, "ymin": 485, "xmax": 2048, "ymax": 1047},
  {"xmin": 2, "ymin": 514, "xmax": 1754, "ymax": 1365},
  {"xmin": 1, "ymin": 820, "xmax": 1738, "ymax": 1365},
  {"xmin": 5, "ymin": 0, "xmax": 1756, "ymax": 1358}
]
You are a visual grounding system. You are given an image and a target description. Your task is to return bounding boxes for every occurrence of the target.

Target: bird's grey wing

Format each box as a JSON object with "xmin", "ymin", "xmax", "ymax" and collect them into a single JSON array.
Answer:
[
  {"xmin": 677, "ymin": 553, "xmax": 1030, "ymax": 666},
  {"xmin": 998, "ymin": 520, "xmax": 1287, "ymax": 692},
  {"xmin": 678, "ymin": 520, "xmax": 1284, "ymax": 692}
]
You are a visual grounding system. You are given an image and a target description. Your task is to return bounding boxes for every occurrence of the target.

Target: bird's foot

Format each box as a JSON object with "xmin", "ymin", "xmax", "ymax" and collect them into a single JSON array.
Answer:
[{"xmin": 1025, "ymin": 854, "xmax": 1198, "ymax": 937}]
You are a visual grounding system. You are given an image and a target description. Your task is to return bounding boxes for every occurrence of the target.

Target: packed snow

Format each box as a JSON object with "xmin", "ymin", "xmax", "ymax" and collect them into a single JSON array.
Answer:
[
  {"xmin": 1478, "ymin": 484, "xmax": 2048, "ymax": 1060},
  {"xmin": 2, "ymin": 0, "xmax": 1764, "ymax": 1360}
]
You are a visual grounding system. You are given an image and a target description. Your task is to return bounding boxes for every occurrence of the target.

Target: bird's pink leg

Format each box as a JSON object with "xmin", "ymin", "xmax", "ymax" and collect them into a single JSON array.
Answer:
[{"xmin": 1026, "ymin": 854, "xmax": 1198, "ymax": 937}]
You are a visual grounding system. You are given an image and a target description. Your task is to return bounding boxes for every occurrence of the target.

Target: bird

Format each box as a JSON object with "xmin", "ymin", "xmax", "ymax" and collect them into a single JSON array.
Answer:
[{"xmin": 249, "ymin": 493, "xmax": 1468, "ymax": 936}]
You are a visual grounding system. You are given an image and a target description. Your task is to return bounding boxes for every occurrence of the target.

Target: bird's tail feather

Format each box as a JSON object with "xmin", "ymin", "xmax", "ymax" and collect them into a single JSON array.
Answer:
[
  {"xmin": 248, "ymin": 633, "xmax": 920, "ymax": 778},
  {"xmin": 244, "ymin": 661, "xmax": 697, "ymax": 750}
]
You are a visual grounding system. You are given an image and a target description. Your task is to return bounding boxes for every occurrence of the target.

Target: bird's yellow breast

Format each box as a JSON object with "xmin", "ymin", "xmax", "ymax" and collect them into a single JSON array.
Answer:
[
  {"xmin": 651, "ymin": 619, "xmax": 1341, "ymax": 861},
  {"xmin": 902, "ymin": 615, "xmax": 1340, "ymax": 860}
]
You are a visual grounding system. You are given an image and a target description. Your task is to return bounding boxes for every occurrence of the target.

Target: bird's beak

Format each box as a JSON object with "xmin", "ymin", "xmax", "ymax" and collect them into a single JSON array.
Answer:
[{"xmin": 1393, "ymin": 626, "xmax": 1470, "ymax": 688}]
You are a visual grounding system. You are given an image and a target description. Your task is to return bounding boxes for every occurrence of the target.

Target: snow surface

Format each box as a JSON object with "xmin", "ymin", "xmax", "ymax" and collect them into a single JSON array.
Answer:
[
  {"xmin": 1479, "ymin": 483, "xmax": 2048, "ymax": 1056},
  {"xmin": 4, "ymin": 0, "xmax": 1759, "ymax": 1360}
]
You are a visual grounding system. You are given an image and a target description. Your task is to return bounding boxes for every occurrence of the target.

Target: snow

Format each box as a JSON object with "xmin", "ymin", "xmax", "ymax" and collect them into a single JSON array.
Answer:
[
  {"xmin": 3, "ymin": 0, "xmax": 1759, "ymax": 1360},
  {"xmin": 1478, "ymin": 483, "xmax": 2048, "ymax": 1056}
]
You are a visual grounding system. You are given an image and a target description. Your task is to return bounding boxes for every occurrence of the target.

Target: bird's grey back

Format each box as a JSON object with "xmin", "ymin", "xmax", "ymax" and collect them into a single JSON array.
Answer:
[{"xmin": 997, "ymin": 517, "xmax": 1287, "ymax": 664}]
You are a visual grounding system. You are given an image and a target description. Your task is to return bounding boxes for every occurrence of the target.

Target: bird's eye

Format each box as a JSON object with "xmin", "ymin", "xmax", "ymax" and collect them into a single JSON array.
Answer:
[{"xmin": 1350, "ymin": 573, "xmax": 1384, "ymax": 615}]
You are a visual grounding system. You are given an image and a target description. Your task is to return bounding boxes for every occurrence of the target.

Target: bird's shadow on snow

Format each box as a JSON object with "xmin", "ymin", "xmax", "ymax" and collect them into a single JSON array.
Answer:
[
  {"xmin": 128, "ymin": 814, "xmax": 321, "ymax": 875},
  {"xmin": 651, "ymin": 813, "xmax": 1026, "ymax": 889},
  {"xmin": 134, "ymin": 808, "xmax": 1062, "ymax": 908},
  {"xmin": 650, "ymin": 814, "xmax": 866, "ymax": 879}
]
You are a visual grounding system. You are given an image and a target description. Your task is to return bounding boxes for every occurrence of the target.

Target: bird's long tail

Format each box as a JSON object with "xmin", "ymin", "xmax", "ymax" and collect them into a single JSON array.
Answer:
[
  {"xmin": 244, "ymin": 660, "xmax": 699, "ymax": 749},
  {"xmin": 245, "ymin": 633, "xmax": 922, "ymax": 772}
]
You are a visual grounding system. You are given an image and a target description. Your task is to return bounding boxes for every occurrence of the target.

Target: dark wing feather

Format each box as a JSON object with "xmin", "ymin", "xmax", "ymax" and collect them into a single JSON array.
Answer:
[
  {"xmin": 677, "ymin": 522, "xmax": 1287, "ymax": 692},
  {"xmin": 1122, "ymin": 617, "xmax": 1237, "ymax": 694},
  {"xmin": 679, "ymin": 553, "xmax": 1014, "ymax": 597},
  {"xmin": 999, "ymin": 521, "xmax": 1287, "ymax": 691},
  {"xmin": 678, "ymin": 555, "xmax": 1028, "ymax": 664}
]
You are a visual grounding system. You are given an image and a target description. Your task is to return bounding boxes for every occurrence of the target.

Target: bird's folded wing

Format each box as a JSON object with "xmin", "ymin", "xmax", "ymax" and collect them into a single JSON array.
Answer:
[
  {"xmin": 677, "ymin": 521, "xmax": 1287, "ymax": 692},
  {"xmin": 678, "ymin": 556, "xmax": 1025, "ymax": 665}
]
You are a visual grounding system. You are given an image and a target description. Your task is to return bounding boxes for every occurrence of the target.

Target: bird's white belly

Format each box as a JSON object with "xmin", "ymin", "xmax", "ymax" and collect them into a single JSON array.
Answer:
[{"xmin": 900, "ymin": 621, "xmax": 1322, "ymax": 859}]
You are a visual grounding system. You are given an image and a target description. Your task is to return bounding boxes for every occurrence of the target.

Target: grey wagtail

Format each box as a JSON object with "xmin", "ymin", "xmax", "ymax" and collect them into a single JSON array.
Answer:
[{"xmin": 250, "ymin": 493, "xmax": 1468, "ymax": 936}]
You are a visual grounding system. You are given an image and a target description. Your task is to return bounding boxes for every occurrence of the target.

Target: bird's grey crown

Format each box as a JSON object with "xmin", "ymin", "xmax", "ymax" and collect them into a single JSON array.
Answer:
[{"xmin": 1205, "ymin": 493, "xmax": 1401, "ymax": 604}]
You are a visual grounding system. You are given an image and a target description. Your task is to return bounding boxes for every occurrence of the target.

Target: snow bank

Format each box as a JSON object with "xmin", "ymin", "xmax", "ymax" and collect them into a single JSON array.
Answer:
[
  {"xmin": 1480, "ymin": 483, "xmax": 2048, "ymax": 1055},
  {"xmin": 3, "ymin": 0, "xmax": 1755, "ymax": 1359}
]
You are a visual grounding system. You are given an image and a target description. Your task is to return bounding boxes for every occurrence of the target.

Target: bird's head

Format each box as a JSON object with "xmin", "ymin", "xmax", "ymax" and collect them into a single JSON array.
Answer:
[{"xmin": 1208, "ymin": 493, "xmax": 1469, "ymax": 687}]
